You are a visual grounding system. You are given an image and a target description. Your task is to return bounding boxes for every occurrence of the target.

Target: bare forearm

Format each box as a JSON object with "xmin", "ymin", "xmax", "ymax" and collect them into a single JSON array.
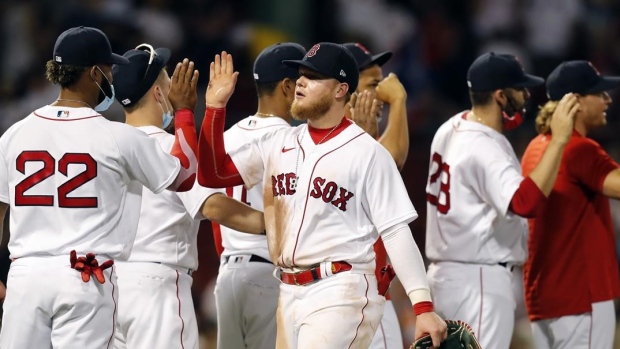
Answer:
[
  {"xmin": 378, "ymin": 98, "xmax": 409, "ymax": 169},
  {"xmin": 201, "ymin": 194, "xmax": 265, "ymax": 234},
  {"xmin": 529, "ymin": 139, "xmax": 567, "ymax": 196}
]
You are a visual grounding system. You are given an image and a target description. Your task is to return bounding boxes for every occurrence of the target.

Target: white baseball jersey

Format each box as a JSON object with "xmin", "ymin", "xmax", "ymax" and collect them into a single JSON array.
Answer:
[
  {"xmin": 230, "ymin": 119, "xmax": 417, "ymax": 270},
  {"xmin": 0, "ymin": 106, "xmax": 180, "ymax": 260},
  {"xmin": 425, "ymin": 111, "xmax": 528, "ymax": 264},
  {"xmin": 219, "ymin": 115, "xmax": 290, "ymax": 260},
  {"xmin": 126, "ymin": 126, "xmax": 216, "ymax": 270}
]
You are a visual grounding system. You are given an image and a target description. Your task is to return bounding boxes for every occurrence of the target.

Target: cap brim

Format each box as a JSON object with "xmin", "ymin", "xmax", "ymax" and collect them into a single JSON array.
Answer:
[
  {"xmin": 513, "ymin": 74, "xmax": 545, "ymax": 88},
  {"xmin": 109, "ymin": 53, "xmax": 131, "ymax": 65},
  {"xmin": 585, "ymin": 76, "xmax": 620, "ymax": 94},
  {"xmin": 369, "ymin": 51, "xmax": 392, "ymax": 67}
]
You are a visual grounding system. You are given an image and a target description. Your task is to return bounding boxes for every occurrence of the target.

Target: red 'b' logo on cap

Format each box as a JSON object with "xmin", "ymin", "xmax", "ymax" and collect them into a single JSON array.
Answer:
[{"xmin": 307, "ymin": 44, "xmax": 320, "ymax": 58}]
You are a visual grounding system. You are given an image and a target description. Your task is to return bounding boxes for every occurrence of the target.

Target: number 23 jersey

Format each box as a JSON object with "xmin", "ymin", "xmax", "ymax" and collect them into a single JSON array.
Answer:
[
  {"xmin": 0, "ymin": 106, "xmax": 180, "ymax": 259},
  {"xmin": 425, "ymin": 112, "xmax": 527, "ymax": 264}
]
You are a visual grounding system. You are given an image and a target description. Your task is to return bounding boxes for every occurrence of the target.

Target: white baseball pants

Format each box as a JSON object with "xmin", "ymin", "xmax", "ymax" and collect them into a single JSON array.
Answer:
[
  {"xmin": 113, "ymin": 261, "xmax": 197, "ymax": 349},
  {"xmin": 369, "ymin": 300, "xmax": 403, "ymax": 349},
  {"xmin": 276, "ymin": 271, "xmax": 385, "ymax": 349},
  {"xmin": 214, "ymin": 254, "xmax": 280, "ymax": 349},
  {"xmin": 0, "ymin": 255, "xmax": 117, "ymax": 349},
  {"xmin": 427, "ymin": 261, "xmax": 517, "ymax": 349},
  {"xmin": 532, "ymin": 300, "xmax": 615, "ymax": 349}
]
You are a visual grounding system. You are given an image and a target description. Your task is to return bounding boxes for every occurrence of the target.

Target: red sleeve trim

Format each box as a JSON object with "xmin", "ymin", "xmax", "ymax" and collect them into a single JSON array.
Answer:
[
  {"xmin": 509, "ymin": 176, "xmax": 546, "ymax": 218},
  {"xmin": 197, "ymin": 107, "xmax": 244, "ymax": 188},
  {"xmin": 413, "ymin": 301, "xmax": 434, "ymax": 316}
]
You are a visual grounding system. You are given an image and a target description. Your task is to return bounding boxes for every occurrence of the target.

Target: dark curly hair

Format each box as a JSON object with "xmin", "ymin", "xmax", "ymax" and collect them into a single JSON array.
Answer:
[{"xmin": 45, "ymin": 60, "xmax": 89, "ymax": 88}]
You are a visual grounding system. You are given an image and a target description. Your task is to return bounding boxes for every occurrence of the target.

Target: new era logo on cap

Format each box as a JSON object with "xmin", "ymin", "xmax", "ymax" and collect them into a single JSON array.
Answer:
[
  {"xmin": 340, "ymin": 69, "xmax": 346, "ymax": 77},
  {"xmin": 121, "ymin": 98, "xmax": 131, "ymax": 105}
]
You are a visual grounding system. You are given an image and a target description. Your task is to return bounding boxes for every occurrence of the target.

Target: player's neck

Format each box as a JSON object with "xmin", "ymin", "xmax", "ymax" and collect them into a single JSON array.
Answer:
[
  {"xmin": 256, "ymin": 97, "xmax": 291, "ymax": 124},
  {"xmin": 469, "ymin": 106, "xmax": 503, "ymax": 133},
  {"xmin": 307, "ymin": 105, "xmax": 346, "ymax": 129},
  {"xmin": 52, "ymin": 89, "xmax": 98, "ymax": 110},
  {"xmin": 573, "ymin": 120, "xmax": 588, "ymax": 137},
  {"xmin": 125, "ymin": 104, "xmax": 164, "ymax": 129}
]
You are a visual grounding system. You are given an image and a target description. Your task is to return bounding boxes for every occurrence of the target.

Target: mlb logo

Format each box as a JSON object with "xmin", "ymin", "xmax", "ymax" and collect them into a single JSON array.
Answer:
[
  {"xmin": 55, "ymin": 56, "xmax": 62, "ymax": 63},
  {"xmin": 248, "ymin": 120, "xmax": 257, "ymax": 127},
  {"xmin": 122, "ymin": 98, "xmax": 131, "ymax": 105},
  {"xmin": 57, "ymin": 110, "xmax": 70, "ymax": 118}
]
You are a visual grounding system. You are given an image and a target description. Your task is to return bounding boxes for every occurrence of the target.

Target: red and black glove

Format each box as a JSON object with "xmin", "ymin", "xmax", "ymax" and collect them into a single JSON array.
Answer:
[
  {"xmin": 378, "ymin": 264, "xmax": 396, "ymax": 296},
  {"xmin": 70, "ymin": 250, "xmax": 114, "ymax": 284}
]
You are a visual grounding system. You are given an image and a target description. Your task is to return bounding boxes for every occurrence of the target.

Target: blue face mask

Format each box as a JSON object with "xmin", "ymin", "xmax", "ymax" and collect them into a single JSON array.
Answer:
[
  {"xmin": 157, "ymin": 88, "xmax": 174, "ymax": 129},
  {"xmin": 91, "ymin": 66, "xmax": 115, "ymax": 112}
]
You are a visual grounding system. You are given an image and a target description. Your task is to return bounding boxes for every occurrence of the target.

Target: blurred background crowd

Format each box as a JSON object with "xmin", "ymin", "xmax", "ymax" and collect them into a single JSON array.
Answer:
[{"xmin": 2, "ymin": 0, "xmax": 620, "ymax": 347}]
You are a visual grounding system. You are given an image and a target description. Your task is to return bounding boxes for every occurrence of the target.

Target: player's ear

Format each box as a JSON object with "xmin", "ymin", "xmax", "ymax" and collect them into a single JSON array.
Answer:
[
  {"xmin": 281, "ymin": 78, "xmax": 295, "ymax": 98},
  {"xmin": 493, "ymin": 89, "xmax": 506, "ymax": 104},
  {"xmin": 335, "ymin": 83, "xmax": 349, "ymax": 99}
]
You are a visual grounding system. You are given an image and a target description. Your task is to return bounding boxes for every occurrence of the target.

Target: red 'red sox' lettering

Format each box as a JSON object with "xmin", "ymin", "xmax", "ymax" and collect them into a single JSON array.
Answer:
[
  {"xmin": 310, "ymin": 177, "xmax": 354, "ymax": 211},
  {"xmin": 271, "ymin": 172, "xmax": 297, "ymax": 196}
]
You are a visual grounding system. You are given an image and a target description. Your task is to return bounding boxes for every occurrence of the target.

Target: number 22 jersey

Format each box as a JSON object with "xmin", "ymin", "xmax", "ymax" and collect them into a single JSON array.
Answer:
[
  {"xmin": 0, "ymin": 106, "xmax": 181, "ymax": 260},
  {"xmin": 425, "ymin": 111, "xmax": 527, "ymax": 264}
]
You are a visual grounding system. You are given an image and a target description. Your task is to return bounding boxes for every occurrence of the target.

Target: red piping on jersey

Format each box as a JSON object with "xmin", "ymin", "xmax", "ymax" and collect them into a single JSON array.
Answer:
[
  {"xmin": 106, "ymin": 266, "xmax": 117, "ymax": 349},
  {"xmin": 33, "ymin": 111, "xmax": 102, "ymax": 121},
  {"xmin": 296, "ymin": 134, "xmax": 306, "ymax": 161},
  {"xmin": 176, "ymin": 271, "xmax": 186, "ymax": 349},
  {"xmin": 290, "ymin": 132, "xmax": 365, "ymax": 265},
  {"xmin": 379, "ymin": 323, "xmax": 387, "ymax": 348},
  {"xmin": 348, "ymin": 274, "xmax": 370, "ymax": 348}
]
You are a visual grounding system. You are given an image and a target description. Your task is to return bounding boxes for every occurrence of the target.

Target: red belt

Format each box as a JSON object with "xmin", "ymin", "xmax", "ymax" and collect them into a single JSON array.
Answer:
[{"xmin": 280, "ymin": 261, "xmax": 352, "ymax": 286}]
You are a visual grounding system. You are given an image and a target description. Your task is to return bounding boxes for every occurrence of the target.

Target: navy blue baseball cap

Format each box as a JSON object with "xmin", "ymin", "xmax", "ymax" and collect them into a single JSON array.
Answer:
[
  {"xmin": 112, "ymin": 44, "xmax": 171, "ymax": 107},
  {"xmin": 53, "ymin": 26, "xmax": 130, "ymax": 66},
  {"xmin": 283, "ymin": 42, "xmax": 359, "ymax": 92},
  {"xmin": 467, "ymin": 52, "xmax": 544, "ymax": 92},
  {"xmin": 546, "ymin": 61, "xmax": 620, "ymax": 101},
  {"xmin": 253, "ymin": 43, "xmax": 307, "ymax": 83},
  {"xmin": 342, "ymin": 43, "xmax": 392, "ymax": 71}
]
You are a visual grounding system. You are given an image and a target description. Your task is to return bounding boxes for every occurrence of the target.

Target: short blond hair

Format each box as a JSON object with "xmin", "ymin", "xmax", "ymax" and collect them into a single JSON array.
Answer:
[{"xmin": 535, "ymin": 101, "xmax": 559, "ymax": 135}]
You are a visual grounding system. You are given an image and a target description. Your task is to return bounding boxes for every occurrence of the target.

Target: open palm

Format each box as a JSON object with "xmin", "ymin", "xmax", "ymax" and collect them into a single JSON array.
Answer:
[{"xmin": 205, "ymin": 51, "xmax": 239, "ymax": 108}]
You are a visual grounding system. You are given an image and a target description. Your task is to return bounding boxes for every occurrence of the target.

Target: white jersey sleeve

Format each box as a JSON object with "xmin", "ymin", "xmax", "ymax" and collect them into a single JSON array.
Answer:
[
  {"xmin": 468, "ymin": 137, "xmax": 522, "ymax": 215},
  {"xmin": 363, "ymin": 145, "xmax": 418, "ymax": 232},
  {"xmin": 229, "ymin": 130, "xmax": 278, "ymax": 190},
  {"xmin": 177, "ymin": 183, "xmax": 224, "ymax": 220},
  {"xmin": 0, "ymin": 147, "xmax": 9, "ymax": 203},
  {"xmin": 112, "ymin": 125, "xmax": 181, "ymax": 194}
]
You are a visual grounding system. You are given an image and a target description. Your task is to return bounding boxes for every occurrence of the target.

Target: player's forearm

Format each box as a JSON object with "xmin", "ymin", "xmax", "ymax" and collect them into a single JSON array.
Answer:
[
  {"xmin": 168, "ymin": 109, "xmax": 198, "ymax": 192},
  {"xmin": 202, "ymin": 193, "xmax": 265, "ymax": 234},
  {"xmin": 528, "ymin": 139, "xmax": 568, "ymax": 196},
  {"xmin": 378, "ymin": 98, "xmax": 409, "ymax": 169},
  {"xmin": 197, "ymin": 106, "xmax": 244, "ymax": 188},
  {"xmin": 380, "ymin": 222, "xmax": 434, "ymax": 315}
]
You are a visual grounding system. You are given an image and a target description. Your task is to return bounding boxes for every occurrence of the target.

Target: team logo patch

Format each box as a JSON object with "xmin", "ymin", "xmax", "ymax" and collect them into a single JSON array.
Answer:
[
  {"xmin": 55, "ymin": 56, "xmax": 62, "ymax": 63},
  {"xmin": 57, "ymin": 110, "xmax": 70, "ymax": 118},
  {"xmin": 121, "ymin": 98, "xmax": 131, "ymax": 105},
  {"xmin": 307, "ymin": 44, "xmax": 320, "ymax": 58}
]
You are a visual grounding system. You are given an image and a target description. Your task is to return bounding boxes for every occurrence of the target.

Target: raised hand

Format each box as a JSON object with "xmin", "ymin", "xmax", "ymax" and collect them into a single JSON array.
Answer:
[
  {"xmin": 350, "ymin": 90, "xmax": 381, "ymax": 138},
  {"xmin": 205, "ymin": 51, "xmax": 240, "ymax": 108},
  {"xmin": 376, "ymin": 73, "xmax": 407, "ymax": 105},
  {"xmin": 415, "ymin": 312, "xmax": 448, "ymax": 348},
  {"xmin": 550, "ymin": 93, "xmax": 579, "ymax": 144},
  {"xmin": 168, "ymin": 58, "xmax": 199, "ymax": 111}
]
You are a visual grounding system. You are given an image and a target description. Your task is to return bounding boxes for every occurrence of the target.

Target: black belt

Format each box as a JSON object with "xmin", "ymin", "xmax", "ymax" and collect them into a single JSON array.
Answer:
[
  {"xmin": 224, "ymin": 254, "xmax": 272, "ymax": 265},
  {"xmin": 498, "ymin": 262, "xmax": 515, "ymax": 272}
]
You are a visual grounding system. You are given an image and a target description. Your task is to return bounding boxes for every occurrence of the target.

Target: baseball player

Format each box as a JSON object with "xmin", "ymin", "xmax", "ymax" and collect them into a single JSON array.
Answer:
[
  {"xmin": 198, "ymin": 44, "xmax": 447, "ymax": 348},
  {"xmin": 425, "ymin": 52, "xmax": 579, "ymax": 349},
  {"xmin": 110, "ymin": 43, "xmax": 265, "ymax": 349},
  {"xmin": 521, "ymin": 61, "xmax": 620, "ymax": 349},
  {"xmin": 344, "ymin": 42, "xmax": 409, "ymax": 349},
  {"xmin": 212, "ymin": 42, "xmax": 306, "ymax": 349},
  {"xmin": 0, "ymin": 26, "xmax": 198, "ymax": 349}
]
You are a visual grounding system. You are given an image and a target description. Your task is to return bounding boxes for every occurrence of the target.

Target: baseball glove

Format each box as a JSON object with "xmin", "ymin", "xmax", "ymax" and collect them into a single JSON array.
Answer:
[
  {"xmin": 70, "ymin": 250, "xmax": 114, "ymax": 284},
  {"xmin": 411, "ymin": 320, "xmax": 482, "ymax": 349}
]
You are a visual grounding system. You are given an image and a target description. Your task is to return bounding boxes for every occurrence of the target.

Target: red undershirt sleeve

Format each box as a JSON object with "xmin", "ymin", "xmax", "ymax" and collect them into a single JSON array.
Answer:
[{"xmin": 509, "ymin": 176, "xmax": 546, "ymax": 218}]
